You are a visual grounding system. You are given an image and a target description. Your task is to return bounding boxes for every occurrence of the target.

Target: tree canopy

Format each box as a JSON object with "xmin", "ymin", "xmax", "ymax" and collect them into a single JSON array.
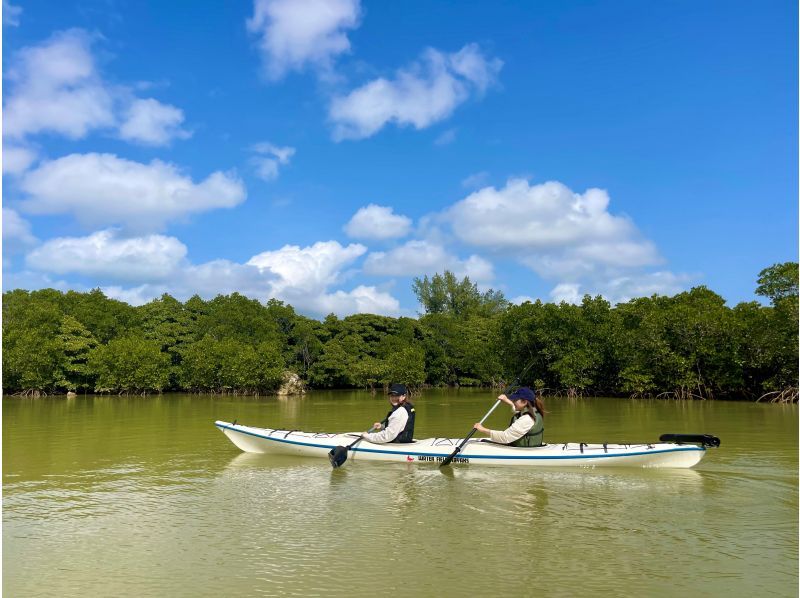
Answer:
[{"xmin": 2, "ymin": 264, "xmax": 796, "ymax": 401}]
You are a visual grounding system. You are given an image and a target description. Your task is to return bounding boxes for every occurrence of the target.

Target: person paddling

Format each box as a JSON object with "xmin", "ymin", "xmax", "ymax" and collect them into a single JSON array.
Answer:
[
  {"xmin": 472, "ymin": 387, "xmax": 545, "ymax": 446},
  {"xmin": 361, "ymin": 383, "xmax": 415, "ymax": 444}
]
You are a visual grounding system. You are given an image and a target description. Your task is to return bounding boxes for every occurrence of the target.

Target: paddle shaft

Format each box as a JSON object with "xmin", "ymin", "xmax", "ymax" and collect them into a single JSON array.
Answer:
[
  {"xmin": 446, "ymin": 398, "xmax": 503, "ymax": 455},
  {"xmin": 439, "ymin": 359, "xmax": 538, "ymax": 468}
]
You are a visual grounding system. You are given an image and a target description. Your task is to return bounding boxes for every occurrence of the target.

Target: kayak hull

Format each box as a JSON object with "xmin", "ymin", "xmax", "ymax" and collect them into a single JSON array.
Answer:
[{"xmin": 214, "ymin": 421, "xmax": 707, "ymax": 468}]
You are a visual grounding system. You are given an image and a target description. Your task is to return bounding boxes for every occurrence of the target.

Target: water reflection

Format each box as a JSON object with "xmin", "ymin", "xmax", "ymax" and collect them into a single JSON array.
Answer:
[{"xmin": 4, "ymin": 393, "xmax": 797, "ymax": 598}]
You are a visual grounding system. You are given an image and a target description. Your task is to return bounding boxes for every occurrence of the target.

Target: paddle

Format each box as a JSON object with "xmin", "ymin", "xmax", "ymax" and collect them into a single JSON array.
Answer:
[
  {"xmin": 328, "ymin": 426, "xmax": 378, "ymax": 469},
  {"xmin": 659, "ymin": 433, "xmax": 721, "ymax": 447},
  {"xmin": 439, "ymin": 359, "xmax": 537, "ymax": 468}
]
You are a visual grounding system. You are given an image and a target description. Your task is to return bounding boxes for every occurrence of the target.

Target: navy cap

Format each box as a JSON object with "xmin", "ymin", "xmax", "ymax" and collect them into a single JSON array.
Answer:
[
  {"xmin": 509, "ymin": 387, "xmax": 535, "ymax": 402},
  {"xmin": 388, "ymin": 383, "xmax": 407, "ymax": 395}
]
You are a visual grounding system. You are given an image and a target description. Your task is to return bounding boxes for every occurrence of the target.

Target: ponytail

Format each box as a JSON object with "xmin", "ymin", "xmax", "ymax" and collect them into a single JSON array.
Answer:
[{"xmin": 531, "ymin": 397, "xmax": 547, "ymax": 419}]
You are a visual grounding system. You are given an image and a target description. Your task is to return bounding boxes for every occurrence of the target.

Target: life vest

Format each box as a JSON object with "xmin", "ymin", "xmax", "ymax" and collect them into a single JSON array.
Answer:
[
  {"xmin": 382, "ymin": 401, "xmax": 415, "ymax": 443},
  {"xmin": 509, "ymin": 409, "xmax": 543, "ymax": 447}
]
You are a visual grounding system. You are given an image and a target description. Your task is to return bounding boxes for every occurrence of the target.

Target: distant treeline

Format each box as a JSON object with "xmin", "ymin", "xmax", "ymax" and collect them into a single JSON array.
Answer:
[{"xmin": 2, "ymin": 263, "xmax": 797, "ymax": 402}]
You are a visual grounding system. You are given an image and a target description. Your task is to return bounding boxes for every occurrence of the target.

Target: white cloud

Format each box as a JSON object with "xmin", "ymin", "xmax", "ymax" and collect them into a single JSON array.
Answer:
[
  {"xmin": 3, "ymin": 29, "xmax": 191, "ymax": 146},
  {"xmin": 549, "ymin": 283, "xmax": 582, "ymax": 304},
  {"xmin": 434, "ymin": 128, "xmax": 457, "ymax": 146},
  {"xmin": 251, "ymin": 142, "xmax": 296, "ymax": 181},
  {"xmin": 461, "ymin": 171, "xmax": 489, "ymax": 189},
  {"xmin": 19, "ymin": 153, "xmax": 246, "ymax": 231},
  {"xmin": 94, "ymin": 239, "xmax": 400, "ymax": 316},
  {"xmin": 2, "ymin": 144, "xmax": 37, "ymax": 174},
  {"xmin": 314, "ymin": 285, "xmax": 401, "ymax": 316},
  {"xmin": 2, "ymin": 208, "xmax": 37, "ymax": 250},
  {"xmin": 118, "ymin": 98, "xmax": 191, "ymax": 146},
  {"xmin": 330, "ymin": 43, "xmax": 502, "ymax": 140},
  {"xmin": 547, "ymin": 272, "xmax": 693, "ymax": 305},
  {"xmin": 247, "ymin": 240, "xmax": 400, "ymax": 316},
  {"xmin": 247, "ymin": 0, "xmax": 361, "ymax": 80},
  {"xmin": 3, "ymin": 1, "xmax": 22, "ymax": 27},
  {"xmin": 445, "ymin": 178, "xmax": 660, "ymax": 276},
  {"xmin": 26, "ymin": 229, "xmax": 188, "ymax": 281},
  {"xmin": 363, "ymin": 240, "xmax": 494, "ymax": 281},
  {"xmin": 600, "ymin": 272, "xmax": 693, "ymax": 303},
  {"xmin": 344, "ymin": 204, "xmax": 412, "ymax": 240},
  {"xmin": 248, "ymin": 240, "xmax": 365, "ymax": 292},
  {"xmin": 2, "ymin": 269, "xmax": 76, "ymax": 293},
  {"xmin": 3, "ymin": 29, "xmax": 115, "ymax": 140},
  {"xmin": 102, "ymin": 284, "xmax": 164, "ymax": 306}
]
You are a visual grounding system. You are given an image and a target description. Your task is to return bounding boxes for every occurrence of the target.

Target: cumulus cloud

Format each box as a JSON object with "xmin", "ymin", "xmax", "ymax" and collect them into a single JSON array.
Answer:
[
  {"xmin": 2, "ymin": 208, "xmax": 38, "ymax": 250},
  {"xmin": 3, "ymin": 29, "xmax": 190, "ymax": 146},
  {"xmin": 104, "ymin": 260, "xmax": 274, "ymax": 305},
  {"xmin": 26, "ymin": 229, "xmax": 187, "ymax": 281},
  {"xmin": 363, "ymin": 240, "xmax": 493, "ymax": 281},
  {"xmin": 247, "ymin": 240, "xmax": 365, "ymax": 293},
  {"xmin": 19, "ymin": 153, "xmax": 246, "ymax": 231},
  {"xmin": 330, "ymin": 43, "xmax": 502, "ymax": 140},
  {"xmin": 445, "ymin": 178, "xmax": 660, "ymax": 276},
  {"xmin": 118, "ymin": 98, "xmax": 191, "ymax": 146},
  {"xmin": 3, "ymin": 29, "xmax": 115, "ymax": 140},
  {"xmin": 247, "ymin": 0, "xmax": 361, "ymax": 80},
  {"xmin": 251, "ymin": 142, "xmax": 296, "ymax": 181},
  {"xmin": 20, "ymin": 232, "xmax": 400, "ymax": 316},
  {"xmin": 247, "ymin": 240, "xmax": 400, "ymax": 316},
  {"xmin": 549, "ymin": 283, "xmax": 582, "ymax": 304},
  {"xmin": 2, "ymin": 144, "xmax": 38, "ymax": 174},
  {"xmin": 547, "ymin": 272, "xmax": 693, "ymax": 305},
  {"xmin": 344, "ymin": 204, "xmax": 412, "ymax": 240}
]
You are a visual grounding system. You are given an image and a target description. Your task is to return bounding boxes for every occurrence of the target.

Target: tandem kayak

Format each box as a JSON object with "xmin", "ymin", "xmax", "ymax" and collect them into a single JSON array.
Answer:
[{"xmin": 215, "ymin": 421, "xmax": 720, "ymax": 468}]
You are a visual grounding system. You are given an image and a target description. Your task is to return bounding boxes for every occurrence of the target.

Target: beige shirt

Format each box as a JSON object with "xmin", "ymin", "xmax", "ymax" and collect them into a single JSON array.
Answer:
[
  {"xmin": 362, "ymin": 405, "xmax": 409, "ymax": 444},
  {"xmin": 488, "ymin": 407, "xmax": 535, "ymax": 444}
]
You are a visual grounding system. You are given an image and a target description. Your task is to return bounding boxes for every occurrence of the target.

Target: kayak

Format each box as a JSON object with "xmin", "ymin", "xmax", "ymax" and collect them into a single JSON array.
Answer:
[{"xmin": 214, "ymin": 421, "xmax": 719, "ymax": 468}]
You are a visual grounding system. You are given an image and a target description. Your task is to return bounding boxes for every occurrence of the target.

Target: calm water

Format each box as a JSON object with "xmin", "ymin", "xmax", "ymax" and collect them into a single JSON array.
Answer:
[{"xmin": 3, "ymin": 391, "xmax": 798, "ymax": 597}]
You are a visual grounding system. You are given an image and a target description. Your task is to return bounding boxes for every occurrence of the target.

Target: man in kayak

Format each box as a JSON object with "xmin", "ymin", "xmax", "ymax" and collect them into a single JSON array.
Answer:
[
  {"xmin": 361, "ymin": 383, "xmax": 416, "ymax": 443},
  {"xmin": 472, "ymin": 387, "xmax": 546, "ymax": 446}
]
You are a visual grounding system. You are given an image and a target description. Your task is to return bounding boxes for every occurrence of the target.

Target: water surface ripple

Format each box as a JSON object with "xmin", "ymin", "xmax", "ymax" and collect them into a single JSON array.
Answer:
[{"xmin": 3, "ymin": 392, "xmax": 797, "ymax": 597}]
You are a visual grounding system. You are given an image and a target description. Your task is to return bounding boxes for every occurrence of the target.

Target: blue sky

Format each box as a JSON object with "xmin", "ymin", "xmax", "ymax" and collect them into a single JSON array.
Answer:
[{"xmin": 2, "ymin": 0, "xmax": 797, "ymax": 318}]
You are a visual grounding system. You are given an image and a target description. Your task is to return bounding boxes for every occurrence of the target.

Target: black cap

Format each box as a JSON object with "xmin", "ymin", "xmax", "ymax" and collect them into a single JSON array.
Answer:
[{"xmin": 388, "ymin": 383, "xmax": 407, "ymax": 396}]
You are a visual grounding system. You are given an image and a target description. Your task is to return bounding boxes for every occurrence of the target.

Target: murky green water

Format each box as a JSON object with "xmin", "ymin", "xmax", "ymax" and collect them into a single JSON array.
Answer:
[{"xmin": 3, "ymin": 391, "xmax": 798, "ymax": 597}]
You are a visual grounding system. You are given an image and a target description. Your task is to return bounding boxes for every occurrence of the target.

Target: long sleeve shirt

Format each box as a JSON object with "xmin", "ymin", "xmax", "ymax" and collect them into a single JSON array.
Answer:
[
  {"xmin": 488, "ymin": 407, "xmax": 535, "ymax": 445},
  {"xmin": 362, "ymin": 406, "xmax": 409, "ymax": 444}
]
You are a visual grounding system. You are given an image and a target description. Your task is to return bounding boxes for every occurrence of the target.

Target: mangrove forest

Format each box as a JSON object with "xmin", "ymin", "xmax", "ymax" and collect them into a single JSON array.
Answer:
[{"xmin": 2, "ymin": 262, "xmax": 797, "ymax": 402}]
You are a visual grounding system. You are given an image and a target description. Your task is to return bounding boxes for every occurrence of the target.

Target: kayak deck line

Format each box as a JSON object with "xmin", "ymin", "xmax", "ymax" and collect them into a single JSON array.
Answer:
[{"xmin": 214, "ymin": 421, "xmax": 713, "ymax": 468}]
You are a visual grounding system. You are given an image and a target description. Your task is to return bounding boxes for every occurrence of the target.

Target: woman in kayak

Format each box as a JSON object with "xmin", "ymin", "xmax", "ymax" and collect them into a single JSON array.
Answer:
[
  {"xmin": 361, "ymin": 383, "xmax": 416, "ymax": 444},
  {"xmin": 472, "ymin": 387, "xmax": 545, "ymax": 446}
]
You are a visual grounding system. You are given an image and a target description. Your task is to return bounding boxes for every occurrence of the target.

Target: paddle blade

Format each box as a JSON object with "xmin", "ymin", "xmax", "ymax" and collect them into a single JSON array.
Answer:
[
  {"xmin": 439, "ymin": 447, "xmax": 460, "ymax": 468},
  {"xmin": 328, "ymin": 445, "xmax": 348, "ymax": 468}
]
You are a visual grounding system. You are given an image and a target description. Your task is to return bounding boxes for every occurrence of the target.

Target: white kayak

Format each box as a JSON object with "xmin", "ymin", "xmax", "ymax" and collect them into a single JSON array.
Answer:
[{"xmin": 215, "ymin": 421, "xmax": 719, "ymax": 468}]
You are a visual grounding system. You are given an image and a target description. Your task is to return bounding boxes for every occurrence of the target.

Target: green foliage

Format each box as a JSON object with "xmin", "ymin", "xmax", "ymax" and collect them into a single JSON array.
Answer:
[
  {"xmin": 179, "ymin": 336, "xmax": 285, "ymax": 393},
  {"xmin": 756, "ymin": 262, "xmax": 799, "ymax": 304},
  {"xmin": 412, "ymin": 271, "xmax": 507, "ymax": 317},
  {"xmin": 57, "ymin": 315, "xmax": 98, "ymax": 391},
  {"xmin": 89, "ymin": 337, "xmax": 171, "ymax": 393},
  {"xmin": 2, "ymin": 262, "xmax": 797, "ymax": 400}
]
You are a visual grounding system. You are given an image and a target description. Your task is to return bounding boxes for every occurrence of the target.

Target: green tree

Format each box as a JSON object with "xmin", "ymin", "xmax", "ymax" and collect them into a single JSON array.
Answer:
[
  {"xmin": 57, "ymin": 315, "xmax": 98, "ymax": 392},
  {"xmin": 412, "ymin": 271, "xmax": 507, "ymax": 317},
  {"xmin": 756, "ymin": 262, "xmax": 799, "ymax": 304},
  {"xmin": 89, "ymin": 337, "xmax": 171, "ymax": 393}
]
